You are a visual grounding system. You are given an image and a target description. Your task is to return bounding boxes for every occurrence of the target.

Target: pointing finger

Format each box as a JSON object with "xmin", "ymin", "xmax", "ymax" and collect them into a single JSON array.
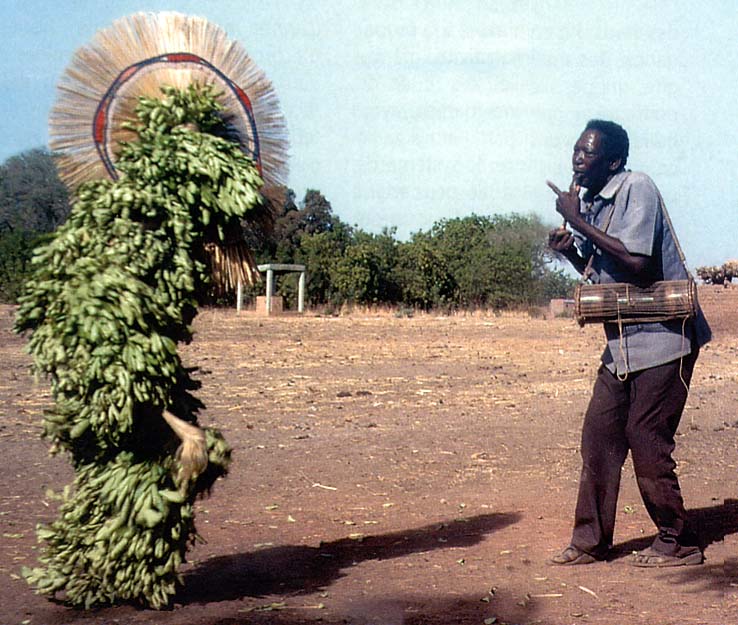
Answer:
[{"xmin": 546, "ymin": 180, "xmax": 562, "ymax": 196}]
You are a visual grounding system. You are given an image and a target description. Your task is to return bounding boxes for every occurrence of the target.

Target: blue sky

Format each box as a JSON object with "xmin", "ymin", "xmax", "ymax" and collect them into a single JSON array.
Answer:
[{"xmin": 1, "ymin": 0, "xmax": 736, "ymax": 268}]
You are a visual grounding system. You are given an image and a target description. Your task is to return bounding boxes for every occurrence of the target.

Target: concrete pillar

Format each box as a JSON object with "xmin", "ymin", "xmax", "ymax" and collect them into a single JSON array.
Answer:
[
  {"xmin": 298, "ymin": 271, "xmax": 306, "ymax": 313},
  {"xmin": 265, "ymin": 268, "xmax": 274, "ymax": 314},
  {"xmin": 256, "ymin": 263, "xmax": 306, "ymax": 315}
]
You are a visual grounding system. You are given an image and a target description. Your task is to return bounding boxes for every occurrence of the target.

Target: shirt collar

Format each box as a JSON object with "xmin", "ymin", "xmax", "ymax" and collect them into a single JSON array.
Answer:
[{"xmin": 594, "ymin": 169, "xmax": 630, "ymax": 200}]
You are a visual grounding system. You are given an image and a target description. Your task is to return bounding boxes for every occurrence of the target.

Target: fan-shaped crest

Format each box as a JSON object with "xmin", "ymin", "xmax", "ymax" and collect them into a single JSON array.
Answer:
[{"xmin": 50, "ymin": 12, "xmax": 288, "ymax": 191}]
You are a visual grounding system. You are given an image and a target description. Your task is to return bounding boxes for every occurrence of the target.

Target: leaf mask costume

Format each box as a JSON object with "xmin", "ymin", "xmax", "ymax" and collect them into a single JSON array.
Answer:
[{"xmin": 15, "ymin": 12, "xmax": 288, "ymax": 609}]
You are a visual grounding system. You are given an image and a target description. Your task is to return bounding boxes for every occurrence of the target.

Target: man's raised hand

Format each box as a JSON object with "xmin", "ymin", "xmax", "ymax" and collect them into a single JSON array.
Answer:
[{"xmin": 546, "ymin": 177, "xmax": 581, "ymax": 226}]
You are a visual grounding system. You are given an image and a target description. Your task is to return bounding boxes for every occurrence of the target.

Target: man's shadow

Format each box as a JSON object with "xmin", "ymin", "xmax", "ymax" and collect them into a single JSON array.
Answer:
[
  {"xmin": 610, "ymin": 498, "xmax": 738, "ymax": 583},
  {"xmin": 178, "ymin": 511, "xmax": 519, "ymax": 604}
]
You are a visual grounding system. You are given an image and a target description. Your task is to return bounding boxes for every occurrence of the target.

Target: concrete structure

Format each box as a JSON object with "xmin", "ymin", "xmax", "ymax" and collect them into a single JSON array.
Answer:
[
  {"xmin": 255, "ymin": 295, "xmax": 283, "ymax": 315},
  {"xmin": 548, "ymin": 298, "xmax": 575, "ymax": 319},
  {"xmin": 236, "ymin": 263, "xmax": 306, "ymax": 315}
]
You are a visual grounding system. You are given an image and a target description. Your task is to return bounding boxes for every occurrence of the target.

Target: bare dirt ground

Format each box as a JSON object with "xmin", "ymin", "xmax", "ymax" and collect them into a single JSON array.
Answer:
[{"xmin": 1, "ymin": 290, "xmax": 737, "ymax": 625}]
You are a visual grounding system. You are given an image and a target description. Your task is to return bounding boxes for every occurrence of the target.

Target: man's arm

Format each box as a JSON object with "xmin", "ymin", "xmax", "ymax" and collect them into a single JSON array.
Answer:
[{"xmin": 547, "ymin": 180, "xmax": 652, "ymax": 278}]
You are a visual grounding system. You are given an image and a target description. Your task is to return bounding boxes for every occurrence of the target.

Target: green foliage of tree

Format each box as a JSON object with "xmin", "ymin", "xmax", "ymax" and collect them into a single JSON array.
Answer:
[
  {"xmin": 264, "ymin": 188, "xmax": 348, "ymax": 263},
  {"xmin": 0, "ymin": 229, "xmax": 48, "ymax": 303},
  {"xmin": 0, "ymin": 148, "xmax": 70, "ymax": 232},
  {"xmin": 296, "ymin": 230, "xmax": 348, "ymax": 305},
  {"xmin": 332, "ymin": 229, "xmax": 400, "ymax": 305},
  {"xmin": 244, "ymin": 197, "xmax": 571, "ymax": 311},
  {"xmin": 429, "ymin": 213, "xmax": 552, "ymax": 308},
  {"xmin": 395, "ymin": 234, "xmax": 455, "ymax": 309},
  {"xmin": 696, "ymin": 260, "xmax": 738, "ymax": 285},
  {"xmin": 246, "ymin": 188, "xmax": 354, "ymax": 306},
  {"xmin": 0, "ymin": 146, "xmax": 576, "ymax": 311},
  {"xmin": 535, "ymin": 267, "xmax": 578, "ymax": 301},
  {"xmin": 0, "ymin": 149, "xmax": 70, "ymax": 302}
]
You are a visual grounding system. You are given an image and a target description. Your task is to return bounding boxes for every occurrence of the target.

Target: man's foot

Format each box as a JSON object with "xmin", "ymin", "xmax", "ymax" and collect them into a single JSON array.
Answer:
[
  {"xmin": 631, "ymin": 545, "xmax": 703, "ymax": 568},
  {"xmin": 549, "ymin": 545, "xmax": 598, "ymax": 565}
]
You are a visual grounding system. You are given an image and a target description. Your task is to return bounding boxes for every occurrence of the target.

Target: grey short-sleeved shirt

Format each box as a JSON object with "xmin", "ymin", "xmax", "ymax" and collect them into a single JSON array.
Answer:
[{"xmin": 574, "ymin": 170, "xmax": 711, "ymax": 375}]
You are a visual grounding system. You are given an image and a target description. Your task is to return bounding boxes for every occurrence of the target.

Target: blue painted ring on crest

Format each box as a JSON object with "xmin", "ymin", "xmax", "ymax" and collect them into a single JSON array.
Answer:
[{"xmin": 92, "ymin": 52, "xmax": 261, "ymax": 179}]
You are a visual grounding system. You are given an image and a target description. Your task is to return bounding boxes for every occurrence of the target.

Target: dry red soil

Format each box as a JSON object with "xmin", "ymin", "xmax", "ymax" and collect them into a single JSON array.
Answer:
[{"xmin": 1, "ymin": 288, "xmax": 737, "ymax": 625}]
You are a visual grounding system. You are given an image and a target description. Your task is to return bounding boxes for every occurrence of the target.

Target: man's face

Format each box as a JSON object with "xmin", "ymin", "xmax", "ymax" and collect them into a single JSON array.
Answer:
[{"xmin": 571, "ymin": 129, "xmax": 614, "ymax": 192}]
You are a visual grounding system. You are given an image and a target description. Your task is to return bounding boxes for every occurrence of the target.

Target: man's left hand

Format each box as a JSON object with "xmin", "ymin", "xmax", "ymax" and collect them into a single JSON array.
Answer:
[{"xmin": 548, "ymin": 227, "xmax": 575, "ymax": 252}]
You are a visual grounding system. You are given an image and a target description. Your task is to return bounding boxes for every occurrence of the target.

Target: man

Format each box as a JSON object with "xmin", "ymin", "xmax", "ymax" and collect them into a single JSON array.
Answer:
[{"xmin": 546, "ymin": 119, "xmax": 711, "ymax": 567}]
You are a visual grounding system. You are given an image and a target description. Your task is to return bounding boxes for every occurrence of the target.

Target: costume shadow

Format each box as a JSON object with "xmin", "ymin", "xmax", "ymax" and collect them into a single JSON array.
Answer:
[{"xmin": 179, "ymin": 511, "xmax": 520, "ymax": 605}]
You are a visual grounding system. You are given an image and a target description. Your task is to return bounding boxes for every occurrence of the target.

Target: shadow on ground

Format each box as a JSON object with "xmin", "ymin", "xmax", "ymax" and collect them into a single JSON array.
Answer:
[
  {"xmin": 205, "ymin": 593, "xmax": 533, "ymax": 625},
  {"xmin": 611, "ymin": 498, "xmax": 738, "ymax": 556},
  {"xmin": 608, "ymin": 499, "xmax": 738, "ymax": 591},
  {"xmin": 179, "ymin": 512, "xmax": 520, "ymax": 605}
]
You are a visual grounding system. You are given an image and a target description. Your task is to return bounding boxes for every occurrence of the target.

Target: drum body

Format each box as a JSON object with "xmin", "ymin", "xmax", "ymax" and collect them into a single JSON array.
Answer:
[{"xmin": 574, "ymin": 279, "xmax": 697, "ymax": 325}]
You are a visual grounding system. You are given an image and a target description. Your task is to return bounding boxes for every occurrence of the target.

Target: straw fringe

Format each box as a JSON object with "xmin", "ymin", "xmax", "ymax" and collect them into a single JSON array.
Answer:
[
  {"xmin": 204, "ymin": 240, "xmax": 261, "ymax": 295},
  {"xmin": 50, "ymin": 11, "xmax": 288, "ymax": 192}
]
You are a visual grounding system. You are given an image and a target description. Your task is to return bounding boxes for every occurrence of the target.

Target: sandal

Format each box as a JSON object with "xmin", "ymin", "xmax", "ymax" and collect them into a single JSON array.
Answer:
[
  {"xmin": 631, "ymin": 545, "xmax": 703, "ymax": 568},
  {"xmin": 550, "ymin": 545, "xmax": 598, "ymax": 565}
]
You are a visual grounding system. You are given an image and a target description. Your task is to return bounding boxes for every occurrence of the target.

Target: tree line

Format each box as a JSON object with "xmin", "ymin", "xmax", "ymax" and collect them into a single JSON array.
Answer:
[{"xmin": 1, "ymin": 148, "xmax": 576, "ymax": 309}]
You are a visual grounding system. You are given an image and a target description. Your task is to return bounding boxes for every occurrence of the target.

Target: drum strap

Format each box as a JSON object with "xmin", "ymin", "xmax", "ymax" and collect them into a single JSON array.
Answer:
[
  {"xmin": 580, "ymin": 179, "xmax": 692, "ymax": 281},
  {"xmin": 655, "ymin": 191, "xmax": 695, "ymax": 392},
  {"xmin": 654, "ymin": 189, "xmax": 693, "ymax": 278}
]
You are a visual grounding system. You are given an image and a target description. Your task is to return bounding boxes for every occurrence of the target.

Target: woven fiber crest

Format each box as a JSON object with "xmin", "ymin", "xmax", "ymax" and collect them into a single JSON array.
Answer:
[{"xmin": 49, "ymin": 11, "xmax": 288, "ymax": 192}]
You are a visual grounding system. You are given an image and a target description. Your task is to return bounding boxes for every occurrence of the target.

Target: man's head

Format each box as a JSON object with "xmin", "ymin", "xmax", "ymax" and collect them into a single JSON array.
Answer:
[
  {"xmin": 585, "ymin": 119, "xmax": 629, "ymax": 167},
  {"xmin": 572, "ymin": 119, "xmax": 629, "ymax": 194}
]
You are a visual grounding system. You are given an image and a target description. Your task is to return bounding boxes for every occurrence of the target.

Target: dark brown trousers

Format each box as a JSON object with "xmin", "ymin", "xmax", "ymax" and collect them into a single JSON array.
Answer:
[{"xmin": 570, "ymin": 349, "xmax": 698, "ymax": 557}]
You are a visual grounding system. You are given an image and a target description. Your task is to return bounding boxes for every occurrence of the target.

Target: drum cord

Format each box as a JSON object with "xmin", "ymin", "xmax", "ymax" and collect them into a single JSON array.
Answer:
[
  {"xmin": 616, "ymin": 307, "xmax": 691, "ymax": 392},
  {"xmin": 580, "ymin": 176, "xmax": 694, "ymax": 391},
  {"xmin": 616, "ymin": 303, "xmax": 629, "ymax": 382},
  {"xmin": 679, "ymin": 316, "xmax": 690, "ymax": 393}
]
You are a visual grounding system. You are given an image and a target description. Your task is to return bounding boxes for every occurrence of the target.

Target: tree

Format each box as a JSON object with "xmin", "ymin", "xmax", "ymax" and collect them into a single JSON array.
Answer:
[
  {"xmin": 247, "ymin": 188, "xmax": 354, "ymax": 307},
  {"xmin": 333, "ymin": 228, "xmax": 400, "ymax": 305},
  {"xmin": 484, "ymin": 213, "xmax": 553, "ymax": 306},
  {"xmin": 296, "ymin": 230, "xmax": 349, "ymax": 305},
  {"xmin": 395, "ymin": 234, "xmax": 456, "ymax": 309},
  {"xmin": 300, "ymin": 189, "xmax": 340, "ymax": 236},
  {"xmin": 333, "ymin": 242, "xmax": 384, "ymax": 304},
  {"xmin": 0, "ymin": 148, "xmax": 70, "ymax": 232},
  {"xmin": 427, "ymin": 213, "xmax": 557, "ymax": 308},
  {"xmin": 0, "ymin": 148, "xmax": 70, "ymax": 303},
  {"xmin": 265, "ymin": 188, "xmax": 347, "ymax": 264},
  {"xmin": 534, "ymin": 267, "xmax": 578, "ymax": 301},
  {"xmin": 243, "ymin": 189, "xmax": 579, "ymax": 310},
  {"xmin": 0, "ymin": 230, "xmax": 47, "ymax": 303},
  {"xmin": 429, "ymin": 215, "xmax": 500, "ymax": 306}
]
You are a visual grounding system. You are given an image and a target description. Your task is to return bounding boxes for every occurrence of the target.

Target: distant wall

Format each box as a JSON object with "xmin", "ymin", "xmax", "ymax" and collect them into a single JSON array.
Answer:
[
  {"xmin": 548, "ymin": 298, "xmax": 575, "ymax": 319},
  {"xmin": 255, "ymin": 295, "xmax": 284, "ymax": 315},
  {"xmin": 698, "ymin": 285, "xmax": 738, "ymax": 338}
]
